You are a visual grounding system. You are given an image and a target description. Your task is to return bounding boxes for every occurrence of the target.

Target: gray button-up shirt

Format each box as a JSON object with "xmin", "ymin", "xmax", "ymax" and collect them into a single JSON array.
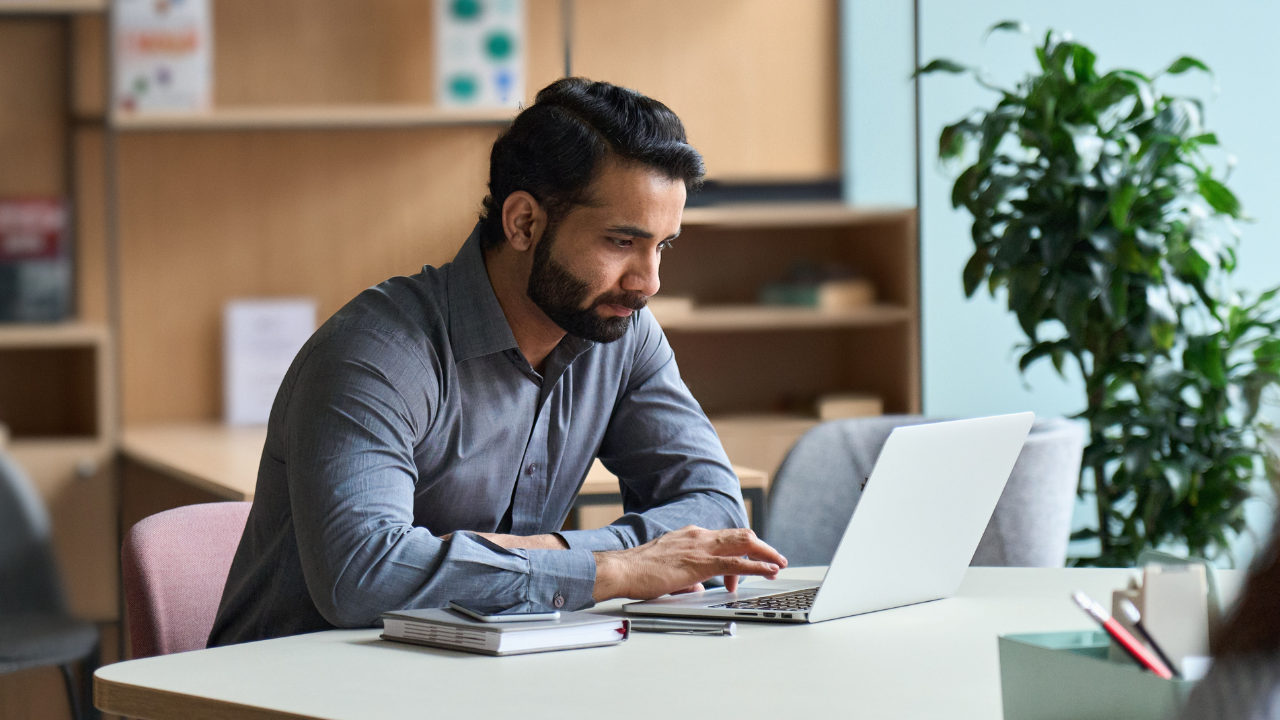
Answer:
[{"xmin": 208, "ymin": 227, "xmax": 747, "ymax": 646}]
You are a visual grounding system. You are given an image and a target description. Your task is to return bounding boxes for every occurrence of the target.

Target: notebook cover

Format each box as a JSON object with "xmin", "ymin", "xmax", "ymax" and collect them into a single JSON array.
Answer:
[
  {"xmin": 379, "ymin": 608, "xmax": 629, "ymax": 656},
  {"xmin": 381, "ymin": 608, "xmax": 623, "ymax": 633},
  {"xmin": 378, "ymin": 633, "xmax": 626, "ymax": 657}
]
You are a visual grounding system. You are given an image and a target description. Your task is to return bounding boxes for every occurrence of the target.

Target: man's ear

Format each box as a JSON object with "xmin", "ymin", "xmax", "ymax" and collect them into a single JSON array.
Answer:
[{"xmin": 501, "ymin": 191, "xmax": 545, "ymax": 253}]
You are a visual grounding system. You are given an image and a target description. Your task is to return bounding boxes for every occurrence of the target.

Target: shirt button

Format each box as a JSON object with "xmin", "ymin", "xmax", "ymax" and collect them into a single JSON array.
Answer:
[
  {"xmin": 553, "ymin": 593, "xmax": 565, "ymax": 609},
  {"xmin": 526, "ymin": 464, "xmax": 537, "ymax": 476}
]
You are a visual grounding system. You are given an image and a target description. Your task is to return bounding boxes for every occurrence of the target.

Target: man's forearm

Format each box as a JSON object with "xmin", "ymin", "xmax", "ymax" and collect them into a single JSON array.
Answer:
[
  {"xmin": 592, "ymin": 550, "xmax": 625, "ymax": 602},
  {"xmin": 469, "ymin": 532, "xmax": 569, "ymax": 550}
]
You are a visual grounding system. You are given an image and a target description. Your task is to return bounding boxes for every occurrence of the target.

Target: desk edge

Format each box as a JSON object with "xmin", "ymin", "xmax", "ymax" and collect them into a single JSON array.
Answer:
[
  {"xmin": 95, "ymin": 674, "xmax": 312, "ymax": 720},
  {"xmin": 119, "ymin": 445, "xmax": 252, "ymax": 502}
]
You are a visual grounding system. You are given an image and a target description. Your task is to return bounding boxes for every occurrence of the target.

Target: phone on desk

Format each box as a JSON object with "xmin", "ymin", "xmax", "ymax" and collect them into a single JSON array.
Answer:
[{"xmin": 448, "ymin": 600, "xmax": 561, "ymax": 623}]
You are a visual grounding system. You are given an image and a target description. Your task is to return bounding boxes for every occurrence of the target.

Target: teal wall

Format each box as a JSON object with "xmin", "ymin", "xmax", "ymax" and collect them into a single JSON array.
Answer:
[{"xmin": 845, "ymin": 0, "xmax": 1280, "ymax": 562}]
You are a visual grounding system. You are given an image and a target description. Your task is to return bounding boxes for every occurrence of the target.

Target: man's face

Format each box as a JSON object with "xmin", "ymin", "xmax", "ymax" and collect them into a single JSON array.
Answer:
[{"xmin": 526, "ymin": 160, "xmax": 685, "ymax": 343}]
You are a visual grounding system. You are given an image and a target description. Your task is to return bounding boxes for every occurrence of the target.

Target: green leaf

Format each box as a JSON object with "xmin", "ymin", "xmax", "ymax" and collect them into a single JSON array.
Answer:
[
  {"xmin": 1111, "ymin": 185, "xmax": 1138, "ymax": 230},
  {"xmin": 916, "ymin": 58, "xmax": 968, "ymax": 77},
  {"xmin": 985, "ymin": 20, "xmax": 1029, "ymax": 38},
  {"xmin": 1164, "ymin": 56, "xmax": 1211, "ymax": 76},
  {"xmin": 963, "ymin": 246, "xmax": 990, "ymax": 297},
  {"xmin": 1197, "ymin": 175, "xmax": 1242, "ymax": 218},
  {"xmin": 939, "ymin": 120, "xmax": 973, "ymax": 160},
  {"xmin": 951, "ymin": 165, "xmax": 981, "ymax": 209}
]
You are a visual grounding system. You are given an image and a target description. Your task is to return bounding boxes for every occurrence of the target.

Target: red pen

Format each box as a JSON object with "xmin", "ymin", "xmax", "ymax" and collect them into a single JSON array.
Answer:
[{"xmin": 1072, "ymin": 591, "xmax": 1174, "ymax": 680}]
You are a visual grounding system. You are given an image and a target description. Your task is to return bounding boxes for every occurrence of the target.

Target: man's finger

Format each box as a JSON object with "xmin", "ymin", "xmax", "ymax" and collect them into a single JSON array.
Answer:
[
  {"xmin": 725, "ymin": 574, "xmax": 739, "ymax": 593},
  {"xmin": 708, "ymin": 532, "xmax": 788, "ymax": 568},
  {"xmin": 714, "ymin": 557, "xmax": 780, "ymax": 578}
]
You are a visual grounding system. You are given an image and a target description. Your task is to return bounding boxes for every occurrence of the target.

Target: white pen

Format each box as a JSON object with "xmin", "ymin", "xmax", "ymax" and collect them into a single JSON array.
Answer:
[{"xmin": 626, "ymin": 617, "xmax": 737, "ymax": 636}]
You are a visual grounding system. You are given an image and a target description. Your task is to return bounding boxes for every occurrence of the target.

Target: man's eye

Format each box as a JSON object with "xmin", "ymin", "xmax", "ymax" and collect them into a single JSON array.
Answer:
[
  {"xmin": 610, "ymin": 237, "xmax": 632, "ymax": 248},
  {"xmin": 658, "ymin": 240, "xmax": 675, "ymax": 251}
]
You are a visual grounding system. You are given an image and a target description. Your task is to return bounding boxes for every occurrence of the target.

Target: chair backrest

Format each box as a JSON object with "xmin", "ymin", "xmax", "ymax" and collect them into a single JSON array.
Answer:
[
  {"xmin": 0, "ymin": 449, "xmax": 67, "ymax": 614},
  {"xmin": 765, "ymin": 416, "xmax": 935, "ymax": 567},
  {"xmin": 121, "ymin": 502, "xmax": 251, "ymax": 658},
  {"xmin": 765, "ymin": 415, "xmax": 1084, "ymax": 568}
]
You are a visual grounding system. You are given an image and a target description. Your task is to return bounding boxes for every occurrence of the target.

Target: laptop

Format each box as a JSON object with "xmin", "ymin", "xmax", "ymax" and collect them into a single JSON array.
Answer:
[{"xmin": 624, "ymin": 412, "xmax": 1035, "ymax": 623}]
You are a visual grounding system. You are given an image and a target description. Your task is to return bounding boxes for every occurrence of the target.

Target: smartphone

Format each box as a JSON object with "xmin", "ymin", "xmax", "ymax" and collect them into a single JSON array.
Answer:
[{"xmin": 448, "ymin": 600, "xmax": 561, "ymax": 623}]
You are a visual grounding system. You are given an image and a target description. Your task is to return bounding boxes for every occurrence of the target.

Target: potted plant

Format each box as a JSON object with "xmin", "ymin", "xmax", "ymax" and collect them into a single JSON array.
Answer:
[{"xmin": 920, "ymin": 23, "xmax": 1280, "ymax": 566}]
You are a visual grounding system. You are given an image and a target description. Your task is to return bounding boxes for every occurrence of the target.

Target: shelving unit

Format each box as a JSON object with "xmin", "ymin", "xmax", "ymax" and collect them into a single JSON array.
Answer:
[
  {"xmin": 111, "ymin": 104, "xmax": 517, "ymax": 132},
  {"xmin": 0, "ymin": 3, "xmax": 118, "ymax": 716},
  {"xmin": 656, "ymin": 202, "xmax": 920, "ymax": 475},
  {"xmin": 651, "ymin": 303, "xmax": 912, "ymax": 332},
  {"xmin": 0, "ymin": 0, "xmax": 105, "ymax": 14}
]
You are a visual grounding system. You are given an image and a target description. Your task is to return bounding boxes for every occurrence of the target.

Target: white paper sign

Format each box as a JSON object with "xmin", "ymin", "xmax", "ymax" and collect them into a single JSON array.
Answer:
[
  {"xmin": 224, "ymin": 299, "xmax": 317, "ymax": 426},
  {"xmin": 113, "ymin": 0, "xmax": 212, "ymax": 114},
  {"xmin": 435, "ymin": 0, "xmax": 525, "ymax": 108}
]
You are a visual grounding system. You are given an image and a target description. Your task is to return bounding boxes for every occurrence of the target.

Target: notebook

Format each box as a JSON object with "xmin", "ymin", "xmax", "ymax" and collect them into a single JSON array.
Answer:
[{"xmin": 380, "ymin": 608, "xmax": 629, "ymax": 656}]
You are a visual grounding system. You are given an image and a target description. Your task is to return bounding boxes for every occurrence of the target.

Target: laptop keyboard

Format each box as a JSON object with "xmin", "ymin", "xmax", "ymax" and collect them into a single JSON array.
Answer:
[{"xmin": 709, "ymin": 587, "xmax": 817, "ymax": 612}]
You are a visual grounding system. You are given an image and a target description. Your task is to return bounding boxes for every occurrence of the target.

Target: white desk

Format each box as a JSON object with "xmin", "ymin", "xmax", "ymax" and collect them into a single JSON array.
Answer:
[{"xmin": 95, "ymin": 567, "xmax": 1240, "ymax": 719}]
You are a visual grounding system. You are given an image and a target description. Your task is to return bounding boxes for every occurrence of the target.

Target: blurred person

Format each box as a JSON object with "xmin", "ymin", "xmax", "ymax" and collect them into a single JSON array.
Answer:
[
  {"xmin": 1179, "ymin": 508, "xmax": 1280, "ymax": 719},
  {"xmin": 208, "ymin": 78, "xmax": 786, "ymax": 646}
]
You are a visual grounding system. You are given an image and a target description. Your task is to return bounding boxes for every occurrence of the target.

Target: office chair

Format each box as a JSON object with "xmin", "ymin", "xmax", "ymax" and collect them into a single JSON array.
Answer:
[
  {"xmin": 764, "ymin": 415, "xmax": 1083, "ymax": 568},
  {"xmin": 121, "ymin": 502, "xmax": 252, "ymax": 658},
  {"xmin": 0, "ymin": 449, "xmax": 100, "ymax": 720}
]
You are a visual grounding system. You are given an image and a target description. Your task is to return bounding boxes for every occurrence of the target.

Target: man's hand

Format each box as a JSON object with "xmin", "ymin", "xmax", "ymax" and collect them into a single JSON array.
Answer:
[{"xmin": 591, "ymin": 526, "xmax": 787, "ymax": 602}]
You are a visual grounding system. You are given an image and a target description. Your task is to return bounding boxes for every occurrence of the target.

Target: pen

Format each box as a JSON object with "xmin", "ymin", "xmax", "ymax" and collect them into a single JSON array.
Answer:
[
  {"xmin": 1072, "ymin": 591, "xmax": 1174, "ymax": 680},
  {"xmin": 1118, "ymin": 598, "xmax": 1181, "ymax": 679},
  {"xmin": 626, "ymin": 617, "xmax": 737, "ymax": 636}
]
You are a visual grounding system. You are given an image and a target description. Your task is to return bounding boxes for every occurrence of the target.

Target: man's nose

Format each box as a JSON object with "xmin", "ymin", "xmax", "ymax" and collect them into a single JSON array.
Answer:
[{"xmin": 621, "ymin": 251, "xmax": 661, "ymax": 298}]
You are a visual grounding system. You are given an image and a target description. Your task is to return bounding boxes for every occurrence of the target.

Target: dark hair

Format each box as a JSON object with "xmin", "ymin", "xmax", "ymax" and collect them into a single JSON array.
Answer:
[{"xmin": 478, "ymin": 77, "xmax": 706, "ymax": 251}]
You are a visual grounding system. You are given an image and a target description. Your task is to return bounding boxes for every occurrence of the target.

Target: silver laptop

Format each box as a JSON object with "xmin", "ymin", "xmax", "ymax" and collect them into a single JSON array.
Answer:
[{"xmin": 625, "ymin": 412, "xmax": 1035, "ymax": 623}]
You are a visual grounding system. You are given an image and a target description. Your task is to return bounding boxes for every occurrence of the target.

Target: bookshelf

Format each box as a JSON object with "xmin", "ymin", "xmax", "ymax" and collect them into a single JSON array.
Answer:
[
  {"xmin": 111, "ymin": 104, "xmax": 518, "ymax": 132},
  {"xmin": 651, "ymin": 303, "xmax": 912, "ymax": 332},
  {"xmin": 655, "ymin": 203, "xmax": 920, "ymax": 476},
  {"xmin": 0, "ymin": 0, "xmax": 106, "ymax": 15}
]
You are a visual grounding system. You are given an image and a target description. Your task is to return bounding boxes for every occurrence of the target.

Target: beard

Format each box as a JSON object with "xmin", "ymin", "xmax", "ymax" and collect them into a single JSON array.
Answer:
[{"xmin": 526, "ymin": 228, "xmax": 646, "ymax": 343}]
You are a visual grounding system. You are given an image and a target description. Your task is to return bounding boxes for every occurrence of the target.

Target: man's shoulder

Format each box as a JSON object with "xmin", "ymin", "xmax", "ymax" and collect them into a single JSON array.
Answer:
[{"xmin": 307, "ymin": 265, "xmax": 454, "ymax": 369}]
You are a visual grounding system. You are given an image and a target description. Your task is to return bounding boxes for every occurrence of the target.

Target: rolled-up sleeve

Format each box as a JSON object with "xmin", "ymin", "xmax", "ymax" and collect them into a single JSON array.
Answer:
[
  {"xmin": 284, "ymin": 329, "xmax": 596, "ymax": 627},
  {"xmin": 584, "ymin": 311, "xmax": 749, "ymax": 547}
]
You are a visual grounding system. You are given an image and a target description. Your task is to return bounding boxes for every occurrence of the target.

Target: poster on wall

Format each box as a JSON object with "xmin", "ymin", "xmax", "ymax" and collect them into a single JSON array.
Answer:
[
  {"xmin": 434, "ymin": 0, "xmax": 525, "ymax": 108},
  {"xmin": 0, "ymin": 198, "xmax": 70, "ymax": 323},
  {"xmin": 113, "ymin": 0, "xmax": 212, "ymax": 115}
]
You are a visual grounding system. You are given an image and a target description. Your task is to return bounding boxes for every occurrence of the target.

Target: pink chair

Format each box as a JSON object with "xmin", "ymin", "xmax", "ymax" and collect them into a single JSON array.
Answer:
[{"xmin": 121, "ymin": 502, "xmax": 252, "ymax": 658}]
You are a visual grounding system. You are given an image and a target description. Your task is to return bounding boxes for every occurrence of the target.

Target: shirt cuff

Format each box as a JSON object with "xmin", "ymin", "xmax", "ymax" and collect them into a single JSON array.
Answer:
[
  {"xmin": 526, "ymin": 548, "xmax": 597, "ymax": 612},
  {"xmin": 555, "ymin": 526, "xmax": 633, "ymax": 552}
]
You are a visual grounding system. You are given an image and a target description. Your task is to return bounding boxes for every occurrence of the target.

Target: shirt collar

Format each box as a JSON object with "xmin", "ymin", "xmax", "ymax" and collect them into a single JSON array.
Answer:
[{"xmin": 447, "ymin": 224, "xmax": 521, "ymax": 363}]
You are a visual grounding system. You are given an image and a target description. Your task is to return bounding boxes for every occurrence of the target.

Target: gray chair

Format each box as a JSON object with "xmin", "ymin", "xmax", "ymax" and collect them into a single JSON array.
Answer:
[
  {"xmin": 0, "ymin": 449, "xmax": 100, "ymax": 720},
  {"xmin": 764, "ymin": 415, "xmax": 1084, "ymax": 568}
]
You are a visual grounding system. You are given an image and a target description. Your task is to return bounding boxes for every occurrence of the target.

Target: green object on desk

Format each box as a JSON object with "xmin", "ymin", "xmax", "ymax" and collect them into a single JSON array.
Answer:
[{"xmin": 999, "ymin": 632, "xmax": 1197, "ymax": 720}]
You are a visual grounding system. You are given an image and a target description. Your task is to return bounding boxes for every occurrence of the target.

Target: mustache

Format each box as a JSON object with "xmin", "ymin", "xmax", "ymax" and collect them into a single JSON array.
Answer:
[{"xmin": 593, "ymin": 292, "xmax": 648, "ymax": 311}]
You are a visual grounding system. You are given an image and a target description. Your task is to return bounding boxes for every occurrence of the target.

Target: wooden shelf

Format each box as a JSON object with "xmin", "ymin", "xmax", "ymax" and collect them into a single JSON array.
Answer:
[
  {"xmin": 0, "ymin": 0, "xmax": 105, "ymax": 14},
  {"xmin": 0, "ymin": 321, "xmax": 107, "ymax": 348},
  {"xmin": 651, "ymin": 304, "xmax": 911, "ymax": 332},
  {"xmin": 680, "ymin": 202, "xmax": 913, "ymax": 228},
  {"xmin": 111, "ymin": 104, "xmax": 519, "ymax": 132}
]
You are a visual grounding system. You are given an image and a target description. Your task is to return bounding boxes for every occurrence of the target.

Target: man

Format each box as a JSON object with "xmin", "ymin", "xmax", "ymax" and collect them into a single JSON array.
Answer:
[{"xmin": 209, "ymin": 78, "xmax": 787, "ymax": 646}]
